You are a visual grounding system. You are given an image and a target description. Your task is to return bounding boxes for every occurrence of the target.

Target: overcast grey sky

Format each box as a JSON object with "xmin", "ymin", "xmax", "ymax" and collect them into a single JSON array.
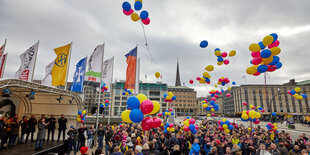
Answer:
[{"xmin": 1, "ymin": 0, "xmax": 310, "ymax": 96}]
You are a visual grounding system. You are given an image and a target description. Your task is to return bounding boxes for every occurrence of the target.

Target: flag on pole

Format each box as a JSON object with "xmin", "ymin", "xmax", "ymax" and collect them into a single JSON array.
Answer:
[
  {"xmin": 71, "ymin": 57, "xmax": 87, "ymax": 92},
  {"xmin": 125, "ymin": 47, "xmax": 137, "ymax": 89},
  {"xmin": 51, "ymin": 43, "xmax": 71, "ymax": 86},
  {"xmin": 85, "ymin": 44, "xmax": 104, "ymax": 82},
  {"xmin": 0, "ymin": 53, "xmax": 7, "ymax": 78},
  {"xmin": 15, "ymin": 42, "xmax": 39, "ymax": 81},
  {"xmin": 101, "ymin": 57, "xmax": 114, "ymax": 92},
  {"xmin": 134, "ymin": 58, "xmax": 140, "ymax": 95},
  {"xmin": 42, "ymin": 61, "xmax": 54, "ymax": 86}
]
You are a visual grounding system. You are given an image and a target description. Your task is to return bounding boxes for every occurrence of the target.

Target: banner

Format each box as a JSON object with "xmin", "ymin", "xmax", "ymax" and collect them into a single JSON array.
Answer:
[
  {"xmin": 101, "ymin": 57, "xmax": 114, "ymax": 92},
  {"xmin": 0, "ymin": 54, "xmax": 7, "ymax": 78},
  {"xmin": 85, "ymin": 44, "xmax": 104, "ymax": 82},
  {"xmin": 15, "ymin": 42, "xmax": 39, "ymax": 81},
  {"xmin": 125, "ymin": 47, "xmax": 137, "ymax": 89},
  {"xmin": 134, "ymin": 58, "xmax": 140, "ymax": 95},
  {"xmin": 42, "ymin": 61, "xmax": 54, "ymax": 86},
  {"xmin": 71, "ymin": 57, "xmax": 87, "ymax": 92},
  {"xmin": 51, "ymin": 43, "xmax": 71, "ymax": 86}
]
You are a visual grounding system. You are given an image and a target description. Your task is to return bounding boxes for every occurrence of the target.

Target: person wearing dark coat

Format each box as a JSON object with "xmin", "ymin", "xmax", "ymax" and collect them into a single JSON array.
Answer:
[
  {"xmin": 28, "ymin": 115, "xmax": 37, "ymax": 142},
  {"xmin": 67, "ymin": 125, "xmax": 78, "ymax": 155},
  {"xmin": 35, "ymin": 118, "xmax": 49, "ymax": 151},
  {"xmin": 57, "ymin": 114, "xmax": 67, "ymax": 141},
  {"xmin": 0, "ymin": 117, "xmax": 8, "ymax": 149},
  {"xmin": 47, "ymin": 115, "xmax": 56, "ymax": 141},
  {"xmin": 148, "ymin": 141, "xmax": 160, "ymax": 155},
  {"xmin": 8, "ymin": 115, "xmax": 20, "ymax": 147},
  {"xmin": 77, "ymin": 124, "xmax": 86, "ymax": 149},
  {"xmin": 18, "ymin": 116, "xmax": 29, "ymax": 143}
]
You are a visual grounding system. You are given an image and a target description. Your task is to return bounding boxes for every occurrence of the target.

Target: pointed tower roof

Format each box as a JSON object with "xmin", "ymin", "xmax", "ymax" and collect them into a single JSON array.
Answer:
[{"xmin": 175, "ymin": 59, "xmax": 181, "ymax": 86}]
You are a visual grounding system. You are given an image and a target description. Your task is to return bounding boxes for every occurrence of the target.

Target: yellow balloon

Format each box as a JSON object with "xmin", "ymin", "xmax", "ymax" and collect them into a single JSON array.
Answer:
[
  {"xmin": 217, "ymin": 61, "xmax": 223, "ymax": 65},
  {"xmin": 211, "ymin": 108, "xmax": 215, "ymax": 112},
  {"xmin": 222, "ymin": 118, "xmax": 227, "ymax": 122},
  {"xmin": 76, "ymin": 118, "xmax": 81, "ymax": 122},
  {"xmin": 76, "ymin": 114, "xmax": 80, "ymax": 118},
  {"xmin": 131, "ymin": 13, "xmax": 140, "ymax": 22},
  {"xmin": 112, "ymin": 126, "xmax": 115, "ymax": 131},
  {"xmin": 121, "ymin": 110, "xmax": 132, "ymax": 123},
  {"xmin": 207, "ymin": 114, "xmax": 210, "ymax": 117},
  {"xmin": 263, "ymin": 35, "xmax": 274, "ymax": 46},
  {"xmin": 273, "ymin": 127, "xmax": 278, "ymax": 130},
  {"xmin": 155, "ymin": 72, "xmax": 160, "ymax": 79},
  {"xmin": 168, "ymin": 92, "xmax": 173, "ymax": 97},
  {"xmin": 222, "ymin": 124, "xmax": 228, "ymax": 129},
  {"xmin": 221, "ymin": 77, "xmax": 225, "ymax": 79},
  {"xmin": 229, "ymin": 50, "xmax": 236, "ymax": 57},
  {"xmin": 249, "ymin": 110, "xmax": 256, "ymax": 119},
  {"xmin": 171, "ymin": 128, "xmax": 175, "ymax": 132},
  {"xmin": 150, "ymin": 101, "xmax": 160, "ymax": 114},
  {"xmin": 293, "ymin": 94, "xmax": 299, "ymax": 97},
  {"xmin": 296, "ymin": 95, "xmax": 303, "ymax": 100},
  {"xmin": 242, "ymin": 110, "xmax": 246, "ymax": 114},
  {"xmin": 241, "ymin": 114, "xmax": 249, "ymax": 120},
  {"xmin": 205, "ymin": 65, "xmax": 214, "ymax": 72},
  {"xmin": 248, "ymin": 128, "xmax": 251, "ymax": 131},
  {"xmin": 214, "ymin": 50, "xmax": 221, "ymax": 56},
  {"xmin": 136, "ymin": 94, "xmax": 147, "ymax": 103},
  {"xmin": 255, "ymin": 112, "xmax": 261, "ymax": 118},
  {"xmin": 165, "ymin": 112, "xmax": 169, "ymax": 115},
  {"xmin": 203, "ymin": 72, "xmax": 211, "ymax": 78},
  {"xmin": 203, "ymin": 104, "xmax": 208, "ymax": 108},
  {"xmin": 262, "ymin": 57, "xmax": 273, "ymax": 65},
  {"xmin": 228, "ymin": 87, "xmax": 231, "ymax": 91},
  {"xmin": 184, "ymin": 120, "xmax": 189, "ymax": 126},
  {"xmin": 249, "ymin": 43, "xmax": 261, "ymax": 52},
  {"xmin": 249, "ymin": 105, "xmax": 253, "ymax": 108},
  {"xmin": 130, "ymin": 89, "xmax": 133, "ymax": 92},
  {"xmin": 214, "ymin": 85, "xmax": 218, "ymax": 88},
  {"xmin": 167, "ymin": 127, "xmax": 171, "ymax": 132},
  {"xmin": 270, "ymin": 47, "xmax": 281, "ymax": 55},
  {"xmin": 125, "ymin": 92, "xmax": 129, "ymax": 96},
  {"xmin": 217, "ymin": 81, "xmax": 221, "ymax": 85},
  {"xmin": 246, "ymin": 66, "xmax": 257, "ymax": 75},
  {"xmin": 224, "ymin": 129, "xmax": 230, "ymax": 133},
  {"xmin": 295, "ymin": 87, "xmax": 301, "ymax": 93},
  {"xmin": 202, "ymin": 100, "xmax": 206, "ymax": 103},
  {"xmin": 135, "ymin": 0, "xmax": 143, "ymax": 3},
  {"xmin": 273, "ymin": 123, "xmax": 277, "ymax": 126},
  {"xmin": 82, "ymin": 110, "xmax": 87, "ymax": 115}
]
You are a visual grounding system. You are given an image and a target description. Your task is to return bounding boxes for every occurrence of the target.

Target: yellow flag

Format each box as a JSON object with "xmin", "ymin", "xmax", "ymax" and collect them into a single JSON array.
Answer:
[{"xmin": 51, "ymin": 43, "xmax": 71, "ymax": 86}]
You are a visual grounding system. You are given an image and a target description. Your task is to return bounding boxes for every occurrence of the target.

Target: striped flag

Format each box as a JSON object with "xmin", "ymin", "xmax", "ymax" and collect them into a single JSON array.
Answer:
[{"xmin": 125, "ymin": 47, "xmax": 137, "ymax": 89}]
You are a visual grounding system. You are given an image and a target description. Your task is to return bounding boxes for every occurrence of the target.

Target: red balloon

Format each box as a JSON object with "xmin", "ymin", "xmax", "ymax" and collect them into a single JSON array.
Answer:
[
  {"xmin": 152, "ymin": 117, "xmax": 162, "ymax": 128},
  {"xmin": 195, "ymin": 125, "xmax": 199, "ymax": 130},
  {"xmin": 221, "ymin": 52, "xmax": 228, "ymax": 58},
  {"xmin": 268, "ymin": 40, "xmax": 280, "ymax": 49},
  {"xmin": 214, "ymin": 94, "xmax": 219, "ymax": 98},
  {"xmin": 142, "ymin": 18, "xmax": 150, "ymax": 25},
  {"xmin": 184, "ymin": 126, "xmax": 190, "ymax": 132},
  {"xmin": 287, "ymin": 91, "xmax": 292, "ymax": 95},
  {"xmin": 169, "ymin": 123, "xmax": 174, "ymax": 128},
  {"xmin": 223, "ymin": 59, "xmax": 230, "ymax": 65},
  {"xmin": 243, "ymin": 102, "xmax": 248, "ymax": 105},
  {"xmin": 196, "ymin": 77, "xmax": 201, "ymax": 81},
  {"xmin": 207, "ymin": 82, "xmax": 211, "ymax": 84},
  {"xmin": 246, "ymin": 110, "xmax": 250, "ymax": 115},
  {"xmin": 252, "ymin": 106, "xmax": 256, "ymax": 109},
  {"xmin": 251, "ymin": 52, "xmax": 261, "ymax": 58},
  {"xmin": 261, "ymin": 109, "xmax": 265, "ymax": 112},
  {"xmin": 141, "ymin": 117, "xmax": 153, "ymax": 131},
  {"xmin": 81, "ymin": 120, "xmax": 84, "ymax": 123},
  {"xmin": 270, "ymin": 124, "xmax": 275, "ymax": 128},
  {"xmin": 141, "ymin": 100, "xmax": 154, "ymax": 114},
  {"xmin": 211, "ymin": 113, "xmax": 215, "ymax": 116},
  {"xmin": 267, "ymin": 65, "xmax": 277, "ymax": 72},
  {"xmin": 123, "ymin": 9, "xmax": 133, "ymax": 16},
  {"xmin": 218, "ymin": 126, "xmax": 224, "ymax": 131},
  {"xmin": 218, "ymin": 120, "xmax": 221, "ymax": 125},
  {"xmin": 252, "ymin": 57, "xmax": 262, "ymax": 65},
  {"xmin": 218, "ymin": 78, "xmax": 223, "ymax": 82},
  {"xmin": 189, "ymin": 80, "xmax": 194, "ymax": 84},
  {"xmin": 226, "ymin": 93, "xmax": 231, "ymax": 97},
  {"xmin": 254, "ymin": 119, "xmax": 260, "ymax": 124},
  {"xmin": 253, "ymin": 71, "xmax": 261, "ymax": 76},
  {"xmin": 169, "ymin": 108, "xmax": 173, "ymax": 112}
]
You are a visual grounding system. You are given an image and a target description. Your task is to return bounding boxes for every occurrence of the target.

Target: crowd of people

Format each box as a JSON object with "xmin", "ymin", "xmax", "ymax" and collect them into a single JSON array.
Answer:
[{"xmin": 1, "ymin": 114, "xmax": 310, "ymax": 155}]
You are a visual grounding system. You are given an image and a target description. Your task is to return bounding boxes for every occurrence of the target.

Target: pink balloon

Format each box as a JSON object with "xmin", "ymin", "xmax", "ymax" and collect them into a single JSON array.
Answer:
[
  {"xmin": 246, "ymin": 110, "xmax": 250, "ymax": 115},
  {"xmin": 267, "ymin": 65, "xmax": 277, "ymax": 72},
  {"xmin": 268, "ymin": 40, "xmax": 280, "ymax": 49},
  {"xmin": 189, "ymin": 118, "xmax": 195, "ymax": 125},
  {"xmin": 195, "ymin": 125, "xmax": 199, "ymax": 130},
  {"xmin": 235, "ymin": 124, "xmax": 238, "ymax": 128},
  {"xmin": 169, "ymin": 108, "xmax": 173, "ymax": 112},
  {"xmin": 261, "ymin": 109, "xmax": 265, "ymax": 112},
  {"xmin": 189, "ymin": 80, "xmax": 193, "ymax": 84},
  {"xmin": 267, "ymin": 122, "xmax": 272, "ymax": 126},
  {"xmin": 105, "ymin": 99, "xmax": 109, "ymax": 103},
  {"xmin": 287, "ymin": 91, "xmax": 292, "ymax": 95},
  {"xmin": 81, "ymin": 120, "xmax": 84, "ymax": 123},
  {"xmin": 169, "ymin": 123, "xmax": 174, "ymax": 128},
  {"xmin": 123, "ymin": 9, "xmax": 133, "ymax": 16},
  {"xmin": 216, "ymin": 90, "xmax": 219, "ymax": 94},
  {"xmin": 251, "ymin": 52, "xmax": 261, "ymax": 58},
  {"xmin": 254, "ymin": 119, "xmax": 260, "ymax": 124},
  {"xmin": 211, "ymin": 97, "xmax": 216, "ymax": 101},
  {"xmin": 218, "ymin": 126, "xmax": 224, "ymax": 131},
  {"xmin": 158, "ymin": 113, "xmax": 162, "ymax": 116},
  {"xmin": 142, "ymin": 18, "xmax": 150, "ymax": 25},
  {"xmin": 141, "ymin": 100, "xmax": 154, "ymax": 114},
  {"xmin": 221, "ymin": 52, "xmax": 228, "ymax": 58},
  {"xmin": 196, "ymin": 77, "xmax": 201, "ymax": 81},
  {"xmin": 226, "ymin": 93, "xmax": 231, "ymax": 97},
  {"xmin": 214, "ymin": 94, "xmax": 219, "ymax": 98},
  {"xmin": 252, "ymin": 106, "xmax": 256, "ymax": 109},
  {"xmin": 218, "ymin": 120, "xmax": 221, "ymax": 125},
  {"xmin": 253, "ymin": 71, "xmax": 261, "ymax": 76},
  {"xmin": 270, "ymin": 124, "xmax": 275, "ymax": 128},
  {"xmin": 212, "ymin": 113, "xmax": 215, "ymax": 116},
  {"xmin": 223, "ymin": 59, "xmax": 230, "ymax": 65},
  {"xmin": 252, "ymin": 57, "xmax": 262, "ymax": 65},
  {"xmin": 218, "ymin": 78, "xmax": 223, "ymax": 82},
  {"xmin": 243, "ymin": 102, "xmax": 248, "ymax": 105},
  {"xmin": 141, "ymin": 117, "xmax": 153, "ymax": 131},
  {"xmin": 184, "ymin": 126, "xmax": 190, "ymax": 132}
]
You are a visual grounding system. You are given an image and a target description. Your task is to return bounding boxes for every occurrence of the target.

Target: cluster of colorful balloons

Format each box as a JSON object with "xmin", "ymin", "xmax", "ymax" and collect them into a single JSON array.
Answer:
[
  {"xmin": 141, "ymin": 117, "xmax": 162, "ymax": 131},
  {"xmin": 241, "ymin": 110, "xmax": 262, "ymax": 124},
  {"xmin": 77, "ymin": 110, "xmax": 87, "ymax": 123},
  {"xmin": 100, "ymin": 99, "xmax": 109, "ymax": 108},
  {"xmin": 199, "ymin": 40, "xmax": 208, "ymax": 48},
  {"xmin": 218, "ymin": 118, "xmax": 236, "ymax": 133},
  {"xmin": 163, "ymin": 123, "xmax": 175, "ymax": 133},
  {"xmin": 121, "ymin": 94, "xmax": 161, "ymax": 125},
  {"xmin": 243, "ymin": 102, "xmax": 266, "ymax": 112},
  {"xmin": 202, "ymin": 97, "xmax": 219, "ymax": 114},
  {"xmin": 122, "ymin": 0, "xmax": 151, "ymax": 25},
  {"xmin": 209, "ymin": 90, "xmax": 221, "ymax": 98},
  {"xmin": 194, "ymin": 65, "xmax": 214, "ymax": 85},
  {"xmin": 163, "ymin": 92, "xmax": 176, "ymax": 103},
  {"xmin": 246, "ymin": 33, "xmax": 282, "ymax": 76},
  {"xmin": 183, "ymin": 118, "xmax": 199, "ymax": 134},
  {"xmin": 122, "ymin": 89, "xmax": 133, "ymax": 96},
  {"xmin": 288, "ymin": 87, "xmax": 307, "ymax": 100},
  {"xmin": 214, "ymin": 48, "xmax": 236, "ymax": 66},
  {"xmin": 266, "ymin": 122, "xmax": 278, "ymax": 133},
  {"xmin": 158, "ymin": 108, "xmax": 174, "ymax": 117},
  {"xmin": 101, "ymin": 83, "xmax": 108, "ymax": 92},
  {"xmin": 155, "ymin": 72, "xmax": 161, "ymax": 79},
  {"xmin": 217, "ymin": 77, "xmax": 230, "ymax": 86}
]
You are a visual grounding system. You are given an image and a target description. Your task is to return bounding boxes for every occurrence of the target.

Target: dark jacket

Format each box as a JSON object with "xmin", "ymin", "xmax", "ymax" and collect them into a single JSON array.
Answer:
[
  {"xmin": 48, "ymin": 118, "xmax": 56, "ymax": 129},
  {"xmin": 20, "ymin": 120, "xmax": 29, "ymax": 134},
  {"xmin": 278, "ymin": 146, "xmax": 288, "ymax": 155},
  {"xmin": 67, "ymin": 129, "xmax": 78, "ymax": 141},
  {"xmin": 78, "ymin": 128, "xmax": 86, "ymax": 140},
  {"xmin": 9, "ymin": 120, "xmax": 20, "ymax": 136},
  {"xmin": 148, "ymin": 148, "xmax": 160, "ymax": 155},
  {"xmin": 58, "ymin": 118, "xmax": 67, "ymax": 130},
  {"xmin": 28, "ymin": 118, "xmax": 37, "ymax": 132}
]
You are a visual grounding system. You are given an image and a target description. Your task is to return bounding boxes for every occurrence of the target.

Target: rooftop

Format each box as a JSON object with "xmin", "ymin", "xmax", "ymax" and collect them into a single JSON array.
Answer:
[{"xmin": 296, "ymin": 80, "xmax": 310, "ymax": 86}]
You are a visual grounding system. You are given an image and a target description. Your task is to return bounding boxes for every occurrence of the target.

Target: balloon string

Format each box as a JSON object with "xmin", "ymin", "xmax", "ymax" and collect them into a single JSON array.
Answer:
[
  {"xmin": 140, "ymin": 23, "xmax": 155, "ymax": 64},
  {"xmin": 264, "ymin": 73, "xmax": 268, "ymax": 112}
]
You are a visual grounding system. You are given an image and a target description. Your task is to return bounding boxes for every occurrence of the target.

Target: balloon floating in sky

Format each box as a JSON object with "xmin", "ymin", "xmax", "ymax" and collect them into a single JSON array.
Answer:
[
  {"xmin": 155, "ymin": 72, "xmax": 160, "ymax": 79},
  {"xmin": 200, "ymin": 40, "xmax": 208, "ymax": 48},
  {"xmin": 214, "ymin": 48, "xmax": 236, "ymax": 66},
  {"xmin": 122, "ymin": 1, "xmax": 151, "ymax": 25}
]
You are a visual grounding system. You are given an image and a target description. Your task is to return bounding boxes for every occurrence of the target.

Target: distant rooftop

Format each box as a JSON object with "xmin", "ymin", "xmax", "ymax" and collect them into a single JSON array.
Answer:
[{"xmin": 296, "ymin": 79, "xmax": 310, "ymax": 86}]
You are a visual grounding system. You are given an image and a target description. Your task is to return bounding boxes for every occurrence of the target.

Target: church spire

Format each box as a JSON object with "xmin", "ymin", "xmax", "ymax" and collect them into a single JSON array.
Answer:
[{"xmin": 175, "ymin": 58, "xmax": 181, "ymax": 86}]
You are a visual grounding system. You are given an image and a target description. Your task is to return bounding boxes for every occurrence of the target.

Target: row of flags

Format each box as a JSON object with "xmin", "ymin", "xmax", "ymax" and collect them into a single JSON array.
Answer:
[{"xmin": 0, "ymin": 40, "xmax": 140, "ymax": 94}]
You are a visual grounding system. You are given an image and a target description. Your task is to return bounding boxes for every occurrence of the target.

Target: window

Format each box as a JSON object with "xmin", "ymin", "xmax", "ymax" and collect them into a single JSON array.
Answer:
[
  {"xmin": 115, "ymin": 102, "xmax": 120, "ymax": 106},
  {"xmin": 114, "ymin": 107, "xmax": 119, "ymax": 116},
  {"xmin": 121, "ymin": 102, "xmax": 127, "ymax": 106},
  {"xmin": 105, "ymin": 94, "xmax": 110, "ymax": 97},
  {"xmin": 150, "ymin": 91, "xmax": 160, "ymax": 96},
  {"xmin": 121, "ymin": 107, "xmax": 126, "ymax": 112},
  {"xmin": 162, "ymin": 103, "xmax": 167, "ymax": 107},
  {"xmin": 122, "ymin": 97, "xmax": 127, "ymax": 100},
  {"xmin": 115, "ymin": 97, "xmax": 120, "ymax": 100},
  {"xmin": 115, "ymin": 89, "xmax": 121, "ymax": 95}
]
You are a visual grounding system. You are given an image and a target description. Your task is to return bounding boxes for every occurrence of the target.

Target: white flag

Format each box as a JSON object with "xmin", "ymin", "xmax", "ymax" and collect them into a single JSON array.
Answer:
[
  {"xmin": 85, "ymin": 44, "xmax": 104, "ymax": 82},
  {"xmin": 15, "ymin": 42, "xmax": 39, "ymax": 81},
  {"xmin": 135, "ymin": 58, "xmax": 140, "ymax": 95},
  {"xmin": 101, "ymin": 57, "xmax": 114, "ymax": 92},
  {"xmin": 42, "ymin": 61, "xmax": 54, "ymax": 86}
]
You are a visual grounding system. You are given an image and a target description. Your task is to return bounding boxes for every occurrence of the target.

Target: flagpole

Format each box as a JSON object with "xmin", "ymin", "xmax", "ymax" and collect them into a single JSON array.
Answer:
[
  {"xmin": 31, "ymin": 40, "xmax": 40, "ymax": 82},
  {"xmin": 64, "ymin": 42, "xmax": 73, "ymax": 91},
  {"xmin": 96, "ymin": 43, "xmax": 105, "ymax": 132},
  {"xmin": 134, "ymin": 44, "xmax": 138, "ymax": 96},
  {"xmin": 108, "ymin": 56, "xmax": 114, "ymax": 125},
  {"xmin": 0, "ymin": 39, "xmax": 7, "ymax": 78}
]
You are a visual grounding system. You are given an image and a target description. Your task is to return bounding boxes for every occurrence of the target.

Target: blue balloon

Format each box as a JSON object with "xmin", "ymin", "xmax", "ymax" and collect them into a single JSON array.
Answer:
[
  {"xmin": 290, "ymin": 90, "xmax": 296, "ymax": 95},
  {"xmin": 122, "ymin": 2, "xmax": 131, "ymax": 11},
  {"xmin": 301, "ymin": 94, "xmax": 307, "ymax": 98},
  {"xmin": 164, "ymin": 94, "xmax": 168, "ymax": 98},
  {"xmin": 225, "ymin": 120, "xmax": 230, "ymax": 125},
  {"xmin": 187, "ymin": 116, "xmax": 190, "ymax": 119},
  {"xmin": 258, "ymin": 107, "xmax": 263, "ymax": 110},
  {"xmin": 140, "ymin": 10, "xmax": 149, "ymax": 20},
  {"xmin": 100, "ymin": 104, "xmax": 104, "ymax": 108},
  {"xmin": 200, "ymin": 40, "xmax": 208, "ymax": 48},
  {"xmin": 220, "ymin": 121, "xmax": 225, "ymax": 126},
  {"xmin": 275, "ymin": 62, "xmax": 282, "ymax": 69},
  {"xmin": 164, "ymin": 130, "xmax": 168, "ymax": 133},
  {"xmin": 189, "ymin": 124, "xmax": 195, "ymax": 130},
  {"xmin": 162, "ymin": 112, "xmax": 165, "ymax": 115},
  {"xmin": 166, "ymin": 110, "xmax": 169, "ymax": 112},
  {"xmin": 105, "ymin": 103, "xmax": 109, "ymax": 107},
  {"xmin": 214, "ymin": 107, "xmax": 219, "ymax": 111},
  {"xmin": 272, "ymin": 112, "xmax": 277, "ymax": 116},
  {"xmin": 164, "ymin": 126, "xmax": 167, "ymax": 129},
  {"xmin": 165, "ymin": 123, "xmax": 169, "ymax": 127},
  {"xmin": 260, "ymin": 49, "xmax": 272, "ymax": 58},
  {"xmin": 81, "ymin": 117, "xmax": 85, "ymax": 121},
  {"xmin": 171, "ymin": 112, "xmax": 174, "ymax": 115},
  {"xmin": 206, "ymin": 107, "xmax": 211, "ymax": 111},
  {"xmin": 124, "ymin": 89, "xmax": 127, "ymax": 91},
  {"xmin": 232, "ymin": 82, "xmax": 236, "ymax": 85},
  {"xmin": 211, "ymin": 94, "xmax": 214, "ymax": 97},
  {"xmin": 127, "ymin": 97, "xmax": 140, "ymax": 109},
  {"xmin": 257, "ymin": 65, "xmax": 268, "ymax": 73},
  {"xmin": 78, "ymin": 111, "xmax": 82, "ymax": 115},
  {"xmin": 217, "ymin": 56, "xmax": 224, "ymax": 62},
  {"xmin": 214, "ymin": 48, "xmax": 220, "ymax": 51},
  {"xmin": 270, "ymin": 33, "xmax": 278, "ymax": 43},
  {"xmin": 213, "ymin": 104, "xmax": 219, "ymax": 108},
  {"xmin": 221, "ymin": 89, "xmax": 224, "ymax": 93},
  {"xmin": 122, "ymin": 92, "xmax": 126, "ymax": 95},
  {"xmin": 222, "ymin": 82, "xmax": 225, "ymax": 86},
  {"xmin": 134, "ymin": 1, "xmax": 142, "ymax": 11},
  {"xmin": 172, "ymin": 96, "xmax": 177, "ymax": 100},
  {"xmin": 205, "ymin": 78, "xmax": 210, "ymax": 82},
  {"xmin": 228, "ymin": 125, "xmax": 234, "ymax": 130},
  {"xmin": 210, "ymin": 101, "xmax": 215, "ymax": 105},
  {"xmin": 258, "ymin": 41, "xmax": 266, "ymax": 50},
  {"xmin": 129, "ymin": 109, "xmax": 143, "ymax": 123},
  {"xmin": 269, "ymin": 56, "xmax": 280, "ymax": 65},
  {"xmin": 191, "ymin": 129, "xmax": 197, "ymax": 134}
]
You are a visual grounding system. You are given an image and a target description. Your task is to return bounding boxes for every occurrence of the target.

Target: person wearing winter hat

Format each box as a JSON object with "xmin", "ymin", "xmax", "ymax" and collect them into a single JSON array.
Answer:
[{"xmin": 80, "ymin": 146, "xmax": 90, "ymax": 155}]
